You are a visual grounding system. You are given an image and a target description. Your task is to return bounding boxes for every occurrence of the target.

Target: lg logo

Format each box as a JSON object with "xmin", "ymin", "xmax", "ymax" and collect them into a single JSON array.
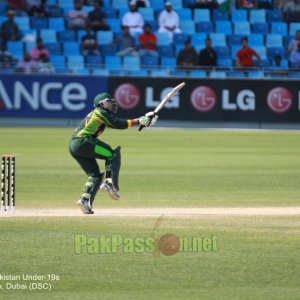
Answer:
[
  {"xmin": 267, "ymin": 87, "xmax": 293, "ymax": 113},
  {"xmin": 191, "ymin": 86, "xmax": 217, "ymax": 112},
  {"xmin": 114, "ymin": 83, "xmax": 140, "ymax": 110}
]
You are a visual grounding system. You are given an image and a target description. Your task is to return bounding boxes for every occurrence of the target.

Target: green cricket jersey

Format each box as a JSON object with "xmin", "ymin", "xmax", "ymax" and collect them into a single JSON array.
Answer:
[{"xmin": 73, "ymin": 108, "xmax": 132, "ymax": 138}]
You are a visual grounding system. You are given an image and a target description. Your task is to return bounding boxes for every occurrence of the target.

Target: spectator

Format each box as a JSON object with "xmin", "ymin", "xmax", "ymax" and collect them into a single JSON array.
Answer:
[
  {"xmin": 114, "ymin": 25, "xmax": 139, "ymax": 57},
  {"xmin": 68, "ymin": 0, "xmax": 88, "ymax": 30},
  {"xmin": 177, "ymin": 41, "xmax": 198, "ymax": 70},
  {"xmin": 8, "ymin": 0, "xmax": 28, "ymax": 16},
  {"xmin": 87, "ymin": 0, "xmax": 110, "ymax": 31},
  {"xmin": 288, "ymin": 30, "xmax": 300, "ymax": 53},
  {"xmin": 135, "ymin": 0, "xmax": 150, "ymax": 8},
  {"xmin": 236, "ymin": 0, "xmax": 255, "ymax": 8},
  {"xmin": 284, "ymin": 0, "xmax": 300, "ymax": 12},
  {"xmin": 235, "ymin": 37, "xmax": 260, "ymax": 68},
  {"xmin": 30, "ymin": 38, "xmax": 50, "ymax": 61},
  {"xmin": 16, "ymin": 51, "xmax": 38, "ymax": 73},
  {"xmin": 0, "ymin": 10, "xmax": 22, "ymax": 42},
  {"xmin": 0, "ymin": 42, "xmax": 14, "ymax": 68},
  {"xmin": 26, "ymin": 0, "xmax": 47, "ymax": 17},
  {"xmin": 199, "ymin": 38, "xmax": 217, "ymax": 68},
  {"xmin": 81, "ymin": 27, "xmax": 101, "ymax": 56},
  {"xmin": 269, "ymin": 54, "xmax": 288, "ymax": 76},
  {"xmin": 37, "ymin": 53, "xmax": 55, "ymax": 73},
  {"xmin": 158, "ymin": 2, "xmax": 181, "ymax": 42},
  {"xmin": 122, "ymin": 1, "xmax": 144, "ymax": 36},
  {"xmin": 138, "ymin": 24, "xmax": 158, "ymax": 57},
  {"xmin": 290, "ymin": 42, "xmax": 300, "ymax": 67}
]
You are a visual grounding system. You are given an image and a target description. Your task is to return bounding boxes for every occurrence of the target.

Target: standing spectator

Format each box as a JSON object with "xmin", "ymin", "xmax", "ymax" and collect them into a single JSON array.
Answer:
[
  {"xmin": 177, "ymin": 41, "xmax": 198, "ymax": 70},
  {"xmin": 37, "ymin": 53, "xmax": 55, "ymax": 73},
  {"xmin": 68, "ymin": 0, "xmax": 88, "ymax": 30},
  {"xmin": 16, "ymin": 52, "xmax": 38, "ymax": 73},
  {"xmin": 87, "ymin": 0, "xmax": 110, "ymax": 31},
  {"xmin": 235, "ymin": 37, "xmax": 260, "ymax": 68},
  {"xmin": 290, "ymin": 42, "xmax": 300, "ymax": 67},
  {"xmin": 0, "ymin": 10, "xmax": 22, "ymax": 42},
  {"xmin": 199, "ymin": 38, "xmax": 217, "ymax": 67},
  {"xmin": 288, "ymin": 30, "xmax": 300, "ymax": 53},
  {"xmin": 8, "ymin": 0, "xmax": 28, "ymax": 16},
  {"xmin": 138, "ymin": 24, "xmax": 158, "ymax": 57},
  {"xmin": 26, "ymin": 0, "xmax": 47, "ymax": 17},
  {"xmin": 158, "ymin": 2, "xmax": 181, "ymax": 42},
  {"xmin": 81, "ymin": 27, "xmax": 101, "ymax": 56},
  {"xmin": 113, "ymin": 25, "xmax": 139, "ymax": 57},
  {"xmin": 0, "ymin": 42, "xmax": 14, "ymax": 68},
  {"xmin": 30, "ymin": 38, "xmax": 50, "ymax": 61},
  {"xmin": 122, "ymin": 1, "xmax": 144, "ymax": 36}
]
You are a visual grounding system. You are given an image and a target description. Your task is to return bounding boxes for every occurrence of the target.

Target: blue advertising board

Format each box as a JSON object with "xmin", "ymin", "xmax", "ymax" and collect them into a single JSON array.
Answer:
[{"xmin": 0, "ymin": 74, "xmax": 108, "ymax": 118}]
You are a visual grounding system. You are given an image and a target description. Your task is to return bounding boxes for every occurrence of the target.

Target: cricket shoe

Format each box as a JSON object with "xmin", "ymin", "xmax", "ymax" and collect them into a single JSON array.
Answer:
[
  {"xmin": 77, "ymin": 198, "xmax": 94, "ymax": 214},
  {"xmin": 100, "ymin": 180, "xmax": 120, "ymax": 200}
]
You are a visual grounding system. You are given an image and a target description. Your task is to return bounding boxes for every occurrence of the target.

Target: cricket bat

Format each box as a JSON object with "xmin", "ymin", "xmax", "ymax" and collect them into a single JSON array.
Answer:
[{"xmin": 139, "ymin": 82, "xmax": 186, "ymax": 131}]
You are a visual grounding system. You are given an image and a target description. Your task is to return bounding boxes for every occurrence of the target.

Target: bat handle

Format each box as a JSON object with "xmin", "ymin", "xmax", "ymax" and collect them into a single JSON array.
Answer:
[{"xmin": 138, "ymin": 125, "xmax": 145, "ymax": 131}]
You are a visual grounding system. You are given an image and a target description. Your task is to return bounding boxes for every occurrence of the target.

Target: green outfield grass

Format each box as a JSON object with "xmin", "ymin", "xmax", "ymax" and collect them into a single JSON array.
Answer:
[
  {"xmin": 1, "ymin": 127, "xmax": 300, "ymax": 299},
  {"xmin": 0, "ymin": 216, "xmax": 299, "ymax": 300},
  {"xmin": 1, "ymin": 127, "xmax": 300, "ymax": 208}
]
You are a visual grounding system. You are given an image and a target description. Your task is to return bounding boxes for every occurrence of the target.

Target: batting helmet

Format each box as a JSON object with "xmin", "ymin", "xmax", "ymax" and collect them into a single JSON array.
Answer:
[{"xmin": 94, "ymin": 93, "xmax": 118, "ymax": 114}]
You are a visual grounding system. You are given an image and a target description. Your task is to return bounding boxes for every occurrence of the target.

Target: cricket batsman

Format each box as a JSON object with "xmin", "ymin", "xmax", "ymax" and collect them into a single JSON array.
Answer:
[{"xmin": 69, "ymin": 93, "xmax": 158, "ymax": 214}]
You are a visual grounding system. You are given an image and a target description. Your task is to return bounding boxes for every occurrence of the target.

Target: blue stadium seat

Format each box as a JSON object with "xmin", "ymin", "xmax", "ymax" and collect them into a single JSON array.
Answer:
[
  {"xmin": 0, "ymin": 3, "xmax": 7, "ymax": 15},
  {"xmin": 217, "ymin": 58, "xmax": 233, "ymax": 68},
  {"xmin": 231, "ymin": 45, "xmax": 240, "ymax": 59},
  {"xmin": 252, "ymin": 23, "xmax": 269, "ymax": 34},
  {"xmin": 248, "ymin": 34, "xmax": 264, "ymax": 46},
  {"xmin": 209, "ymin": 33, "xmax": 226, "ymax": 47},
  {"xmin": 289, "ymin": 23, "xmax": 300, "ymax": 36},
  {"xmin": 189, "ymin": 70, "xmax": 207, "ymax": 78},
  {"xmin": 58, "ymin": 0, "xmax": 73, "ymax": 6},
  {"xmin": 112, "ymin": 0, "xmax": 128, "ymax": 9},
  {"xmin": 151, "ymin": 70, "xmax": 169, "ymax": 77},
  {"xmin": 47, "ymin": 5, "xmax": 63, "ymax": 17},
  {"xmin": 40, "ymin": 29, "xmax": 57, "ymax": 43},
  {"xmin": 62, "ymin": 6, "xmax": 73, "ymax": 15},
  {"xmin": 25, "ymin": 41, "xmax": 36, "ymax": 53},
  {"xmin": 139, "ymin": 7, "xmax": 154, "ymax": 20},
  {"xmin": 150, "ymin": 0, "xmax": 165, "ymax": 10},
  {"xmin": 194, "ymin": 9, "xmax": 210, "ymax": 22},
  {"xmin": 233, "ymin": 22, "xmax": 250, "ymax": 35},
  {"xmin": 268, "ymin": 10, "xmax": 282, "ymax": 22},
  {"xmin": 86, "ymin": 55, "xmax": 103, "ymax": 68},
  {"xmin": 76, "ymin": 68, "xmax": 90, "ymax": 75},
  {"xmin": 92, "ymin": 69, "xmax": 110, "ymax": 76},
  {"xmin": 229, "ymin": 34, "xmax": 244, "ymax": 46},
  {"xmin": 155, "ymin": 32, "xmax": 170, "ymax": 46},
  {"xmin": 141, "ymin": 56, "xmax": 159, "ymax": 70},
  {"xmin": 81, "ymin": 6, "xmax": 93, "ymax": 13},
  {"xmin": 77, "ymin": 30, "xmax": 86, "ymax": 41},
  {"xmin": 248, "ymin": 71, "xmax": 262, "ymax": 78},
  {"xmin": 0, "ymin": 16, "xmax": 6, "ymax": 26},
  {"xmin": 50, "ymin": 55, "xmax": 65, "ymax": 68},
  {"xmin": 226, "ymin": 71, "xmax": 246, "ymax": 78},
  {"xmin": 118, "ymin": 8, "xmax": 128, "ymax": 19},
  {"xmin": 63, "ymin": 42, "xmax": 80, "ymax": 55},
  {"xmin": 210, "ymin": 70, "xmax": 226, "ymax": 78},
  {"xmin": 271, "ymin": 22, "xmax": 287, "ymax": 36},
  {"xmin": 47, "ymin": 0, "xmax": 57, "ymax": 4},
  {"xmin": 48, "ymin": 17, "xmax": 65, "ymax": 30},
  {"xmin": 171, "ymin": 0, "xmax": 183, "ymax": 9},
  {"xmin": 170, "ymin": 70, "xmax": 187, "ymax": 77},
  {"xmin": 215, "ymin": 46, "xmax": 230, "ymax": 58},
  {"xmin": 249, "ymin": 10, "xmax": 266, "ymax": 24},
  {"xmin": 231, "ymin": 9, "xmax": 247, "ymax": 22},
  {"xmin": 67, "ymin": 55, "xmax": 84, "ymax": 70},
  {"xmin": 180, "ymin": 20, "xmax": 195, "ymax": 34},
  {"xmin": 268, "ymin": 47, "xmax": 286, "ymax": 60},
  {"xmin": 7, "ymin": 41, "xmax": 23, "ymax": 56},
  {"xmin": 97, "ymin": 31, "xmax": 113, "ymax": 45},
  {"xmin": 44, "ymin": 42, "xmax": 61, "ymax": 55},
  {"xmin": 58, "ymin": 30, "xmax": 76, "ymax": 42},
  {"xmin": 253, "ymin": 46, "xmax": 267, "ymax": 60},
  {"xmin": 105, "ymin": 56, "xmax": 121, "ymax": 71},
  {"xmin": 215, "ymin": 21, "xmax": 232, "ymax": 35},
  {"xmin": 158, "ymin": 45, "xmax": 174, "ymax": 57},
  {"xmin": 101, "ymin": 44, "xmax": 117, "ymax": 56},
  {"xmin": 213, "ymin": 9, "xmax": 229, "ymax": 21},
  {"xmin": 103, "ymin": 7, "xmax": 117, "ymax": 18},
  {"xmin": 31, "ymin": 17, "xmax": 48, "ymax": 29},
  {"xmin": 177, "ymin": 9, "xmax": 192, "ymax": 20},
  {"xmin": 14, "ymin": 17, "xmax": 30, "ymax": 30},
  {"xmin": 129, "ymin": 70, "xmax": 148, "ymax": 76},
  {"xmin": 191, "ymin": 33, "xmax": 207, "ymax": 46},
  {"xmin": 106, "ymin": 19, "xmax": 121, "ymax": 32},
  {"xmin": 196, "ymin": 22, "xmax": 213, "ymax": 34},
  {"xmin": 173, "ymin": 33, "xmax": 190, "ymax": 44},
  {"xmin": 161, "ymin": 57, "xmax": 176, "ymax": 71},
  {"xmin": 266, "ymin": 34, "xmax": 283, "ymax": 48},
  {"xmin": 123, "ymin": 56, "xmax": 140, "ymax": 71}
]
